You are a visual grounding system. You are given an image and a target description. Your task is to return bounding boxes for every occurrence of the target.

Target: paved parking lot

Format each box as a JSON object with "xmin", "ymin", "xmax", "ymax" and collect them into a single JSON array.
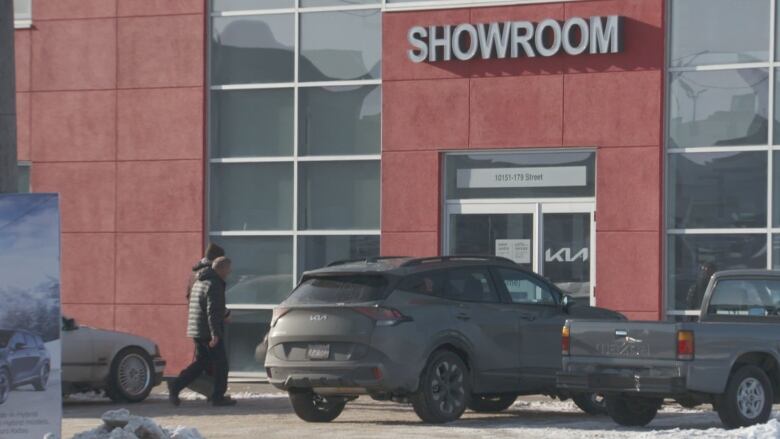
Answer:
[{"xmin": 61, "ymin": 383, "xmax": 780, "ymax": 439}]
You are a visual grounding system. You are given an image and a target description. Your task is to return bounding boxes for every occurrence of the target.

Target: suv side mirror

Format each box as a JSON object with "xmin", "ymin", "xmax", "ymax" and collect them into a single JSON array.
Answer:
[
  {"xmin": 562, "ymin": 295, "xmax": 575, "ymax": 313},
  {"xmin": 62, "ymin": 317, "xmax": 78, "ymax": 331}
]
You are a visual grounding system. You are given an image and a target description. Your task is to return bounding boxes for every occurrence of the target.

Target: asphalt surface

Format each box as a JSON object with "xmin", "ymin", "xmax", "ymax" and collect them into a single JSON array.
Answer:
[{"xmin": 60, "ymin": 383, "xmax": 780, "ymax": 439}]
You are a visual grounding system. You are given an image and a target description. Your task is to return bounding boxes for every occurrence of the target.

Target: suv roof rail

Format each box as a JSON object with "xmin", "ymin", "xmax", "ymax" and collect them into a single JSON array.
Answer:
[
  {"xmin": 400, "ymin": 255, "xmax": 516, "ymax": 267},
  {"xmin": 326, "ymin": 256, "xmax": 411, "ymax": 267}
]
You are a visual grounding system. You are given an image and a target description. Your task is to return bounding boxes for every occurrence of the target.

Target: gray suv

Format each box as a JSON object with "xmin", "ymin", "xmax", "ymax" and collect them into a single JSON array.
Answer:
[{"xmin": 265, "ymin": 256, "xmax": 624, "ymax": 423}]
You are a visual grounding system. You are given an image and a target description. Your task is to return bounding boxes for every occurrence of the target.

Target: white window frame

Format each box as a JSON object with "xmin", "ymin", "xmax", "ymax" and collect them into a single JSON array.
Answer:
[
  {"xmin": 13, "ymin": 0, "xmax": 31, "ymax": 29},
  {"xmin": 206, "ymin": 0, "xmax": 384, "ymax": 353},
  {"xmin": 664, "ymin": 0, "xmax": 779, "ymax": 318}
]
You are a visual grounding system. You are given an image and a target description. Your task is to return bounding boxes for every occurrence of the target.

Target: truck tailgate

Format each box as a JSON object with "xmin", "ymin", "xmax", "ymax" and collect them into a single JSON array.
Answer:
[{"xmin": 569, "ymin": 320, "xmax": 679, "ymax": 361}]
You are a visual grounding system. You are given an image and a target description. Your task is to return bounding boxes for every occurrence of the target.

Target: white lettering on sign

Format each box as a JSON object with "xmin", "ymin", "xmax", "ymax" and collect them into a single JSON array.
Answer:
[
  {"xmin": 408, "ymin": 15, "xmax": 623, "ymax": 63},
  {"xmin": 546, "ymin": 247, "xmax": 589, "ymax": 262},
  {"xmin": 496, "ymin": 239, "xmax": 531, "ymax": 264},
  {"xmin": 457, "ymin": 166, "xmax": 587, "ymax": 189}
]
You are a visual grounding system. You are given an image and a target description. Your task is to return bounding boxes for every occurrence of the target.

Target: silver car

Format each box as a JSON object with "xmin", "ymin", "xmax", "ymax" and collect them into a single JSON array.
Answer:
[{"xmin": 62, "ymin": 316, "xmax": 166, "ymax": 403}]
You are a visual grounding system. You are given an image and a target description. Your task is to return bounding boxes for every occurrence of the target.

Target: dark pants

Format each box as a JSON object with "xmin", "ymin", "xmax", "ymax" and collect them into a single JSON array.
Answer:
[{"xmin": 172, "ymin": 338, "xmax": 228, "ymax": 401}]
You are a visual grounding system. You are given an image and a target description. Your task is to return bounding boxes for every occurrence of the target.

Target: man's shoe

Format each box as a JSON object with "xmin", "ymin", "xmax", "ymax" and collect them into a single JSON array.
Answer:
[
  {"xmin": 212, "ymin": 396, "xmax": 237, "ymax": 407},
  {"xmin": 167, "ymin": 381, "xmax": 181, "ymax": 407}
]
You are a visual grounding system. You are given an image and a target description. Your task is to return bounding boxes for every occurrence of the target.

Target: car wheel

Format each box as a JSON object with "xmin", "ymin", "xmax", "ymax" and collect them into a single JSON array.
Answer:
[
  {"xmin": 32, "ymin": 363, "xmax": 49, "ymax": 391},
  {"xmin": 573, "ymin": 392, "xmax": 607, "ymax": 415},
  {"xmin": 107, "ymin": 347, "xmax": 154, "ymax": 403},
  {"xmin": 0, "ymin": 368, "xmax": 10, "ymax": 405},
  {"xmin": 605, "ymin": 395, "xmax": 661, "ymax": 427},
  {"xmin": 467, "ymin": 394, "xmax": 516, "ymax": 413},
  {"xmin": 288, "ymin": 390, "xmax": 347, "ymax": 423},
  {"xmin": 716, "ymin": 365, "xmax": 774, "ymax": 429},
  {"xmin": 411, "ymin": 350, "xmax": 470, "ymax": 424}
]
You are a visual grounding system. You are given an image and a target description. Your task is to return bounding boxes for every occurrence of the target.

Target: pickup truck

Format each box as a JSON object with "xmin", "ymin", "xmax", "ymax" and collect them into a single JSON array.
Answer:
[{"xmin": 558, "ymin": 269, "xmax": 780, "ymax": 429}]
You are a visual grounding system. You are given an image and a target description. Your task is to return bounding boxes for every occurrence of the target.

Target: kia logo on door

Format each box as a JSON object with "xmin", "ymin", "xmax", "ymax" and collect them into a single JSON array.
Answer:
[
  {"xmin": 545, "ymin": 248, "xmax": 589, "ymax": 262},
  {"xmin": 310, "ymin": 314, "xmax": 328, "ymax": 322}
]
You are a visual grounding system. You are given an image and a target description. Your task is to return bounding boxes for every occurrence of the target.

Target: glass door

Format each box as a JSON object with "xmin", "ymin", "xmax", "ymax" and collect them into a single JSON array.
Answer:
[{"xmin": 445, "ymin": 202, "xmax": 595, "ymax": 303}]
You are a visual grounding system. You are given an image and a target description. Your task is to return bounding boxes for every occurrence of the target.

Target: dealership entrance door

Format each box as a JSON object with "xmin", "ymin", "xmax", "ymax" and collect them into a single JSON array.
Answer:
[
  {"xmin": 444, "ymin": 202, "xmax": 595, "ymax": 303},
  {"xmin": 443, "ymin": 150, "xmax": 597, "ymax": 304}
]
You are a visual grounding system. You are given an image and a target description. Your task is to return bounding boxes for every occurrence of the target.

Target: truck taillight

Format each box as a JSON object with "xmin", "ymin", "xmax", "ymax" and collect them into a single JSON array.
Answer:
[
  {"xmin": 677, "ymin": 330, "xmax": 694, "ymax": 360},
  {"xmin": 353, "ymin": 307, "xmax": 411, "ymax": 327},
  {"xmin": 271, "ymin": 307, "xmax": 290, "ymax": 327},
  {"xmin": 561, "ymin": 325, "xmax": 571, "ymax": 356}
]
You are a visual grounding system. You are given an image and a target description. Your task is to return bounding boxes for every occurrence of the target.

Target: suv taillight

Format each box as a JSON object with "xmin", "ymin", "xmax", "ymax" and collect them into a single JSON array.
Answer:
[
  {"xmin": 677, "ymin": 330, "xmax": 694, "ymax": 360},
  {"xmin": 561, "ymin": 324, "xmax": 571, "ymax": 356},
  {"xmin": 353, "ymin": 307, "xmax": 411, "ymax": 327},
  {"xmin": 271, "ymin": 307, "xmax": 290, "ymax": 327}
]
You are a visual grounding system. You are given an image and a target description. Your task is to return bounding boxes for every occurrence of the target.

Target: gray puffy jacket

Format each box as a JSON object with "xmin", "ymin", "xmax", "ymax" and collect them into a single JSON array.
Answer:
[{"xmin": 186, "ymin": 267, "xmax": 226, "ymax": 340}]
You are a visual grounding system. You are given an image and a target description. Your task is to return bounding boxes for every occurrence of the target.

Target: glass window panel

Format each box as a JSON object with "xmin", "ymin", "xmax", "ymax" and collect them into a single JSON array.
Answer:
[
  {"xmin": 212, "ymin": 237, "xmax": 293, "ymax": 304},
  {"xmin": 445, "ymin": 151, "xmax": 596, "ymax": 200},
  {"xmin": 299, "ymin": 85, "xmax": 380, "ymax": 156},
  {"xmin": 211, "ymin": 15, "xmax": 294, "ymax": 85},
  {"xmin": 772, "ymin": 236, "xmax": 780, "ymax": 269},
  {"xmin": 772, "ymin": 154, "xmax": 780, "ymax": 227},
  {"xmin": 449, "ymin": 213, "xmax": 534, "ymax": 271},
  {"xmin": 224, "ymin": 310, "xmax": 271, "ymax": 373},
  {"xmin": 669, "ymin": 152, "xmax": 767, "ymax": 229},
  {"xmin": 210, "ymin": 89, "xmax": 293, "ymax": 158},
  {"xmin": 299, "ymin": 10, "xmax": 381, "ymax": 82},
  {"xmin": 212, "ymin": 0, "xmax": 292, "ymax": 11},
  {"xmin": 668, "ymin": 69, "xmax": 769, "ymax": 148},
  {"xmin": 210, "ymin": 163, "xmax": 293, "ymax": 230},
  {"xmin": 298, "ymin": 161, "xmax": 380, "ymax": 230},
  {"xmin": 670, "ymin": 0, "xmax": 769, "ymax": 67},
  {"xmin": 301, "ymin": 0, "xmax": 379, "ymax": 5},
  {"xmin": 668, "ymin": 234, "xmax": 766, "ymax": 310},
  {"xmin": 774, "ymin": 69, "xmax": 780, "ymax": 144},
  {"xmin": 297, "ymin": 235, "xmax": 379, "ymax": 277}
]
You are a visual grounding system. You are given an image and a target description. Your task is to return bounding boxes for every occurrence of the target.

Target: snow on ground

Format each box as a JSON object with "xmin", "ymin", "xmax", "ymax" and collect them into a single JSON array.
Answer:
[{"xmin": 65, "ymin": 390, "xmax": 288, "ymax": 403}]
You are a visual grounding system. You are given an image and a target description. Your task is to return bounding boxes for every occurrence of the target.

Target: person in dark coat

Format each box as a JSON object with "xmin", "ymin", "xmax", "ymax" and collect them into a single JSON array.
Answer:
[
  {"xmin": 186, "ymin": 243, "xmax": 225, "ymax": 299},
  {"xmin": 169, "ymin": 256, "xmax": 235, "ymax": 407}
]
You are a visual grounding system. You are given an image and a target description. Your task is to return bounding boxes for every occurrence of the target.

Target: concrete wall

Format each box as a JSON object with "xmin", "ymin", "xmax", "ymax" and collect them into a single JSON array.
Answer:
[
  {"xmin": 381, "ymin": 0, "xmax": 665, "ymax": 320},
  {"xmin": 15, "ymin": 0, "xmax": 207, "ymax": 372}
]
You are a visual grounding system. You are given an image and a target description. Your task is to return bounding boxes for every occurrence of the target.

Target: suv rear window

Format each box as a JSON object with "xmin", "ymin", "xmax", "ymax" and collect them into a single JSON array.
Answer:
[{"xmin": 286, "ymin": 275, "xmax": 390, "ymax": 305}]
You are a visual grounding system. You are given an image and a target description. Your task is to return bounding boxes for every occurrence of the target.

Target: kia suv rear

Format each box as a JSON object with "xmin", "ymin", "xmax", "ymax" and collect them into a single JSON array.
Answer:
[{"xmin": 264, "ymin": 256, "xmax": 623, "ymax": 423}]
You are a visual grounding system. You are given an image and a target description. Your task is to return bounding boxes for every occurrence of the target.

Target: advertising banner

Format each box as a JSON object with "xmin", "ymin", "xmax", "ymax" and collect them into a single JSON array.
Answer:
[{"xmin": 0, "ymin": 194, "xmax": 61, "ymax": 439}]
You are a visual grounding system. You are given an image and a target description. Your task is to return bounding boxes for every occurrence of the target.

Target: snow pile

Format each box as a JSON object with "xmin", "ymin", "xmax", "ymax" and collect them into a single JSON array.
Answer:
[
  {"xmin": 71, "ymin": 409, "xmax": 205, "ymax": 439},
  {"xmin": 642, "ymin": 415, "xmax": 780, "ymax": 439},
  {"xmin": 169, "ymin": 390, "xmax": 287, "ymax": 401}
]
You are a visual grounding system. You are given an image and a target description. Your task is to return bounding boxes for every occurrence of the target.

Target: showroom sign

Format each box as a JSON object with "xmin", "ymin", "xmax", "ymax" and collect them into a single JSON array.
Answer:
[
  {"xmin": 408, "ymin": 15, "xmax": 623, "ymax": 63},
  {"xmin": 457, "ymin": 166, "xmax": 587, "ymax": 189}
]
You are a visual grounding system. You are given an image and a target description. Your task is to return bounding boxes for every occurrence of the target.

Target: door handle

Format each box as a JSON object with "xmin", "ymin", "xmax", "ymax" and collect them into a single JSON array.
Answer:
[{"xmin": 456, "ymin": 312, "xmax": 471, "ymax": 321}]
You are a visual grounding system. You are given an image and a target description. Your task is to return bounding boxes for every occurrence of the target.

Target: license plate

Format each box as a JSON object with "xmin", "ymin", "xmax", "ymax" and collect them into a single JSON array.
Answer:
[{"xmin": 307, "ymin": 344, "xmax": 330, "ymax": 360}]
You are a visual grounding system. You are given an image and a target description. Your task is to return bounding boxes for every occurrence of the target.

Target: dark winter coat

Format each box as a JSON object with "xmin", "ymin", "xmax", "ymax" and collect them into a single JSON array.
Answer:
[{"xmin": 186, "ymin": 267, "xmax": 226, "ymax": 341}]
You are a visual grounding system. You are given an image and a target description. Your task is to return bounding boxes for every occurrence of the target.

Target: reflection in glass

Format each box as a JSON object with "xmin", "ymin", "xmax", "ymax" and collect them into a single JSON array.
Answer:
[
  {"xmin": 212, "ymin": 0, "xmax": 292, "ymax": 10},
  {"xmin": 669, "ymin": 152, "xmax": 767, "ymax": 229},
  {"xmin": 668, "ymin": 69, "xmax": 769, "ymax": 148},
  {"xmin": 449, "ymin": 214, "xmax": 534, "ymax": 271},
  {"xmin": 224, "ymin": 310, "xmax": 272, "ymax": 373},
  {"xmin": 210, "ymin": 163, "xmax": 293, "ymax": 231},
  {"xmin": 670, "ymin": 0, "xmax": 769, "ymax": 67},
  {"xmin": 299, "ymin": 10, "xmax": 381, "ymax": 82},
  {"xmin": 299, "ymin": 86, "xmax": 380, "ymax": 156},
  {"xmin": 211, "ymin": 89, "xmax": 293, "ymax": 158},
  {"xmin": 298, "ymin": 161, "xmax": 380, "ymax": 230},
  {"xmin": 17, "ymin": 165, "xmax": 29, "ymax": 193},
  {"xmin": 668, "ymin": 234, "xmax": 766, "ymax": 310},
  {"xmin": 212, "ymin": 15, "xmax": 294, "ymax": 85},
  {"xmin": 301, "ymin": 0, "xmax": 378, "ymax": 5},
  {"xmin": 212, "ymin": 237, "xmax": 293, "ymax": 305},
  {"xmin": 445, "ymin": 151, "xmax": 596, "ymax": 200},
  {"xmin": 543, "ymin": 213, "xmax": 590, "ymax": 298},
  {"xmin": 297, "ymin": 235, "xmax": 380, "ymax": 277}
]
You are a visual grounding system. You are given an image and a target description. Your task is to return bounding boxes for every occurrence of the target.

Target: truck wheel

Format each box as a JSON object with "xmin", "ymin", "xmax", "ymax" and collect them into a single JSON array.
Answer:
[
  {"xmin": 716, "ymin": 365, "xmax": 774, "ymax": 428},
  {"xmin": 411, "ymin": 350, "xmax": 470, "ymax": 423},
  {"xmin": 289, "ymin": 390, "xmax": 346, "ymax": 422},
  {"xmin": 468, "ymin": 394, "xmax": 516, "ymax": 413},
  {"xmin": 573, "ymin": 393, "xmax": 607, "ymax": 415},
  {"xmin": 605, "ymin": 395, "xmax": 660, "ymax": 427}
]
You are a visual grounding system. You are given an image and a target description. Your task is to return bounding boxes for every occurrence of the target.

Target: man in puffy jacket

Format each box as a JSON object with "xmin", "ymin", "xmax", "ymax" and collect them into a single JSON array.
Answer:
[{"xmin": 169, "ymin": 256, "xmax": 235, "ymax": 407}]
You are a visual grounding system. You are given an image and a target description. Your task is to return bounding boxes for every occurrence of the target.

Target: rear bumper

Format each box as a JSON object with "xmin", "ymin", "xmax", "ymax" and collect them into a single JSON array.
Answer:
[
  {"xmin": 265, "ymin": 360, "xmax": 413, "ymax": 394},
  {"xmin": 153, "ymin": 357, "xmax": 166, "ymax": 386},
  {"xmin": 558, "ymin": 358, "xmax": 688, "ymax": 397}
]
